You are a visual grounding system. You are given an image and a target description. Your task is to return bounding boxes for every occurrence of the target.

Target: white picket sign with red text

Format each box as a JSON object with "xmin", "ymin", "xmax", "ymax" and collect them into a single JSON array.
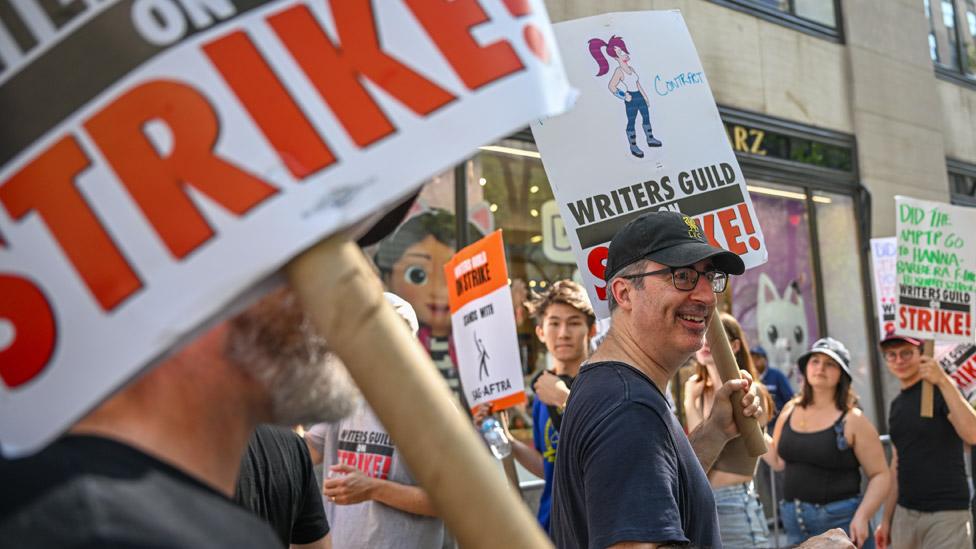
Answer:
[{"xmin": 0, "ymin": 0, "xmax": 571, "ymax": 456}]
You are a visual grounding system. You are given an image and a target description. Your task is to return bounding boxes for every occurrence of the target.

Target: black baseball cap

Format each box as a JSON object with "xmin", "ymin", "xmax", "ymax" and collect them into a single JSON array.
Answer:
[{"xmin": 604, "ymin": 211, "xmax": 746, "ymax": 282}]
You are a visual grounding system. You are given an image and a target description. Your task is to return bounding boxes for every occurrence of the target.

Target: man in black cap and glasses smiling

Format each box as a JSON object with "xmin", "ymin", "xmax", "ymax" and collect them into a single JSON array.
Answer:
[{"xmin": 549, "ymin": 211, "xmax": 853, "ymax": 549}]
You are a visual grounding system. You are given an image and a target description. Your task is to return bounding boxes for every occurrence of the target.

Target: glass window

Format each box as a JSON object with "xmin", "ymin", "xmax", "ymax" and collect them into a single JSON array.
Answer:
[
  {"xmin": 948, "ymin": 162, "xmax": 976, "ymax": 206},
  {"xmin": 925, "ymin": 0, "xmax": 976, "ymax": 76},
  {"xmin": 477, "ymin": 140, "xmax": 578, "ymax": 375},
  {"xmin": 813, "ymin": 191, "xmax": 880, "ymax": 425},
  {"xmin": 731, "ymin": 181, "xmax": 821, "ymax": 388},
  {"xmin": 794, "ymin": 0, "xmax": 837, "ymax": 27},
  {"xmin": 368, "ymin": 169, "xmax": 470, "ymax": 398},
  {"xmin": 711, "ymin": 0, "xmax": 839, "ymax": 33},
  {"xmin": 963, "ymin": 0, "xmax": 976, "ymax": 76}
]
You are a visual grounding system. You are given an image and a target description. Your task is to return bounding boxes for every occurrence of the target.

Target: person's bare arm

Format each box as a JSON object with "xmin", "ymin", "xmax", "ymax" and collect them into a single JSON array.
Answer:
[
  {"xmin": 534, "ymin": 371, "xmax": 571, "ymax": 408},
  {"xmin": 762, "ymin": 401, "xmax": 794, "ymax": 471},
  {"xmin": 688, "ymin": 375, "xmax": 761, "ymax": 472},
  {"xmin": 847, "ymin": 410, "xmax": 890, "ymax": 549},
  {"xmin": 305, "ymin": 436, "xmax": 323, "ymax": 466},
  {"xmin": 683, "ymin": 376, "xmax": 705, "ymax": 432},
  {"xmin": 509, "ymin": 436, "xmax": 544, "ymax": 478},
  {"xmin": 324, "ymin": 464, "xmax": 437, "ymax": 517},
  {"xmin": 920, "ymin": 356, "xmax": 976, "ymax": 444},
  {"xmin": 291, "ymin": 533, "xmax": 331, "ymax": 549},
  {"xmin": 368, "ymin": 478, "xmax": 438, "ymax": 517}
]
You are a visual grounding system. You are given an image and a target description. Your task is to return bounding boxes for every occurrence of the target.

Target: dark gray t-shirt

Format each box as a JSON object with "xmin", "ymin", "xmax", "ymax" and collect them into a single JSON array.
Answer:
[{"xmin": 551, "ymin": 361, "xmax": 721, "ymax": 548}]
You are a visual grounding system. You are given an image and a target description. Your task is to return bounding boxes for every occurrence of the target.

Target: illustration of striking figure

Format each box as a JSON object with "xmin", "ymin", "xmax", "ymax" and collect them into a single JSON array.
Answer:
[
  {"xmin": 475, "ymin": 332, "xmax": 490, "ymax": 381},
  {"xmin": 587, "ymin": 35, "xmax": 662, "ymax": 158}
]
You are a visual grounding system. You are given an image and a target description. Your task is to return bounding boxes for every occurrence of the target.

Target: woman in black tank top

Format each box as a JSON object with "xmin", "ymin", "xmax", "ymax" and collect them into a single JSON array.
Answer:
[{"xmin": 762, "ymin": 338, "xmax": 890, "ymax": 548}]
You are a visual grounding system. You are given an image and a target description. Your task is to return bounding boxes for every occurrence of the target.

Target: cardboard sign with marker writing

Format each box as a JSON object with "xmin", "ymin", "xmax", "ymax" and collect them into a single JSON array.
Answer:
[
  {"xmin": 445, "ymin": 231, "xmax": 525, "ymax": 413},
  {"xmin": 870, "ymin": 237, "xmax": 898, "ymax": 338},
  {"xmin": 0, "ymin": 0, "xmax": 571, "ymax": 456},
  {"xmin": 940, "ymin": 344, "xmax": 976, "ymax": 406},
  {"xmin": 529, "ymin": 10, "xmax": 767, "ymax": 318},
  {"xmin": 894, "ymin": 196, "xmax": 976, "ymax": 343}
]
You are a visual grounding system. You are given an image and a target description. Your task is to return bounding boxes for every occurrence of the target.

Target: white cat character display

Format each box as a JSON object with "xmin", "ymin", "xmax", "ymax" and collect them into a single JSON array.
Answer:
[{"xmin": 756, "ymin": 273, "xmax": 808, "ymax": 384}]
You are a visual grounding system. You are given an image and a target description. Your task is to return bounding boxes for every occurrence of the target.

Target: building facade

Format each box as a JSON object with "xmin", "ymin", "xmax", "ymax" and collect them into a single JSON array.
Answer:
[{"xmin": 376, "ymin": 0, "xmax": 976, "ymax": 428}]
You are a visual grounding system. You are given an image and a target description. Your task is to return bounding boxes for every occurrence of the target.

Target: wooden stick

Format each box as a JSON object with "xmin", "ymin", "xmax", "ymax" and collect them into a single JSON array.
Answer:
[
  {"xmin": 287, "ymin": 235, "xmax": 551, "ymax": 548},
  {"xmin": 705, "ymin": 305, "xmax": 767, "ymax": 457},
  {"xmin": 921, "ymin": 340, "xmax": 935, "ymax": 418}
]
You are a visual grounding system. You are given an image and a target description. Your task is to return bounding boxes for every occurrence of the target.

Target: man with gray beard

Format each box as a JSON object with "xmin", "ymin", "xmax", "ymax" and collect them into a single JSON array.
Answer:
[{"xmin": 0, "ymin": 286, "xmax": 361, "ymax": 548}]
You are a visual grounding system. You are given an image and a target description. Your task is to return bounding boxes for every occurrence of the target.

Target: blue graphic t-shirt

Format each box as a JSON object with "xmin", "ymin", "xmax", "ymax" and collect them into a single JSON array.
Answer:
[{"xmin": 532, "ymin": 396, "xmax": 558, "ymax": 533}]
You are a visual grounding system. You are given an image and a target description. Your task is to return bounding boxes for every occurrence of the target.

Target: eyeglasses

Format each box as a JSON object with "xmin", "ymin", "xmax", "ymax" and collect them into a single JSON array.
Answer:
[
  {"xmin": 621, "ymin": 266, "xmax": 729, "ymax": 293},
  {"xmin": 883, "ymin": 349, "xmax": 917, "ymax": 362}
]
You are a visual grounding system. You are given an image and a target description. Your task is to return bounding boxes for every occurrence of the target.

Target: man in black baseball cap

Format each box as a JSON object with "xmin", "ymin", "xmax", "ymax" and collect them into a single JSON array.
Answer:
[{"xmin": 550, "ymin": 211, "xmax": 853, "ymax": 549}]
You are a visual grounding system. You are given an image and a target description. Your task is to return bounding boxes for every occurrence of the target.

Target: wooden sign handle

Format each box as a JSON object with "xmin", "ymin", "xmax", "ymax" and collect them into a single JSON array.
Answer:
[
  {"xmin": 286, "ymin": 235, "xmax": 551, "ymax": 549},
  {"xmin": 921, "ymin": 340, "xmax": 935, "ymax": 418},
  {"xmin": 705, "ymin": 306, "xmax": 768, "ymax": 457}
]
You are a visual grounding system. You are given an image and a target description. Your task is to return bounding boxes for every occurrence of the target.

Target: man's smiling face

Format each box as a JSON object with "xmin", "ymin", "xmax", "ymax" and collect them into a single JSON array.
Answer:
[{"xmin": 630, "ymin": 258, "xmax": 717, "ymax": 361}]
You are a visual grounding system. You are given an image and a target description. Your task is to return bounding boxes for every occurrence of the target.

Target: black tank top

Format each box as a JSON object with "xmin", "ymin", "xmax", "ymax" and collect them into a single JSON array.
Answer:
[{"xmin": 778, "ymin": 409, "xmax": 861, "ymax": 504}]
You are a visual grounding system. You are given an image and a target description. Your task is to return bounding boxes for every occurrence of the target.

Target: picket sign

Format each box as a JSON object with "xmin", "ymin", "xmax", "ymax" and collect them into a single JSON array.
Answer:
[
  {"xmin": 940, "ymin": 343, "xmax": 976, "ymax": 407},
  {"xmin": 0, "ymin": 0, "xmax": 572, "ymax": 456},
  {"xmin": 530, "ymin": 10, "xmax": 767, "ymax": 320},
  {"xmin": 444, "ymin": 230, "xmax": 525, "ymax": 414},
  {"xmin": 530, "ymin": 11, "xmax": 768, "ymax": 457},
  {"xmin": 870, "ymin": 237, "xmax": 898, "ymax": 338},
  {"xmin": 894, "ymin": 196, "xmax": 976, "ymax": 416}
]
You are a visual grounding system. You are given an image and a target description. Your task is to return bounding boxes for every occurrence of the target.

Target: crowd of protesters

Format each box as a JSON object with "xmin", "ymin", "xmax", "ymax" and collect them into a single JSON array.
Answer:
[{"xmin": 3, "ymin": 210, "xmax": 976, "ymax": 549}]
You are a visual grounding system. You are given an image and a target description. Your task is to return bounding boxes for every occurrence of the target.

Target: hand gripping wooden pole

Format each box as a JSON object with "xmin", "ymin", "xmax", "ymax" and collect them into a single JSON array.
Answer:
[
  {"xmin": 286, "ymin": 235, "xmax": 552, "ymax": 549},
  {"xmin": 921, "ymin": 340, "xmax": 935, "ymax": 418},
  {"xmin": 705, "ymin": 306, "xmax": 768, "ymax": 457}
]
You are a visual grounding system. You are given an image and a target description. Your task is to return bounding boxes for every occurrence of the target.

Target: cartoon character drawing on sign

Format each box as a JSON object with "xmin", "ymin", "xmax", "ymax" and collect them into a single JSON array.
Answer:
[
  {"xmin": 475, "ymin": 332, "xmax": 490, "ymax": 381},
  {"xmin": 756, "ymin": 273, "xmax": 808, "ymax": 385},
  {"xmin": 587, "ymin": 35, "xmax": 663, "ymax": 159},
  {"xmin": 374, "ymin": 209, "xmax": 484, "ymax": 398}
]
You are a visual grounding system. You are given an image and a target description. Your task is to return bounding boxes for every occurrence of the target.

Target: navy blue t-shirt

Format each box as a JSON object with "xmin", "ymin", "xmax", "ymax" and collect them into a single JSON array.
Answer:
[
  {"xmin": 761, "ymin": 367, "xmax": 794, "ymax": 428},
  {"xmin": 551, "ymin": 361, "xmax": 720, "ymax": 549}
]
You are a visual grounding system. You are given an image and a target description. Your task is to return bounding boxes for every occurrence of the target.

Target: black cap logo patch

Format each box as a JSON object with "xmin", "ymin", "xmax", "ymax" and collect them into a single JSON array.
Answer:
[{"xmin": 682, "ymin": 215, "xmax": 703, "ymax": 241}]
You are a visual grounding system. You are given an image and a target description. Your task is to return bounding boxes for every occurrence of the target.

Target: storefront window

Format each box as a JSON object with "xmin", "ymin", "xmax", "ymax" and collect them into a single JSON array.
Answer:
[
  {"xmin": 731, "ymin": 181, "xmax": 821, "ymax": 386},
  {"xmin": 368, "ymin": 168, "xmax": 478, "ymax": 400},
  {"xmin": 478, "ymin": 140, "xmax": 577, "ymax": 374},
  {"xmin": 813, "ymin": 191, "xmax": 880, "ymax": 425}
]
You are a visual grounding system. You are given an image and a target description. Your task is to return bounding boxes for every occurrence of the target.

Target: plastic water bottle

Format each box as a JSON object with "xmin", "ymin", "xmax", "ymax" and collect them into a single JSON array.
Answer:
[{"xmin": 480, "ymin": 417, "xmax": 511, "ymax": 459}]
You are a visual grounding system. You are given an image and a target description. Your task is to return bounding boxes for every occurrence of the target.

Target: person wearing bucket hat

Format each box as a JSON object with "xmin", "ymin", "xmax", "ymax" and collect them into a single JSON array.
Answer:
[
  {"xmin": 874, "ymin": 330, "xmax": 976, "ymax": 549},
  {"xmin": 550, "ymin": 211, "xmax": 853, "ymax": 549},
  {"xmin": 763, "ymin": 337, "xmax": 889, "ymax": 548},
  {"xmin": 798, "ymin": 337, "xmax": 854, "ymax": 380}
]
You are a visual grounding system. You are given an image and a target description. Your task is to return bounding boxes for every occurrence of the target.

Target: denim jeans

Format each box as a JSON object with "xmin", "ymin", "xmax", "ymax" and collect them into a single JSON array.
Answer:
[
  {"xmin": 714, "ymin": 482, "xmax": 770, "ymax": 549},
  {"xmin": 780, "ymin": 496, "xmax": 872, "ymax": 549}
]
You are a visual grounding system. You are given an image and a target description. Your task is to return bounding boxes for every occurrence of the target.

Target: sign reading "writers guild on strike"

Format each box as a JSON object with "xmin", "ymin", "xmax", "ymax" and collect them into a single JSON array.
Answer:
[
  {"xmin": 530, "ymin": 10, "xmax": 767, "ymax": 317},
  {"xmin": 445, "ymin": 231, "xmax": 525, "ymax": 413},
  {"xmin": 0, "ymin": 0, "xmax": 571, "ymax": 456},
  {"xmin": 895, "ymin": 196, "xmax": 976, "ymax": 343}
]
